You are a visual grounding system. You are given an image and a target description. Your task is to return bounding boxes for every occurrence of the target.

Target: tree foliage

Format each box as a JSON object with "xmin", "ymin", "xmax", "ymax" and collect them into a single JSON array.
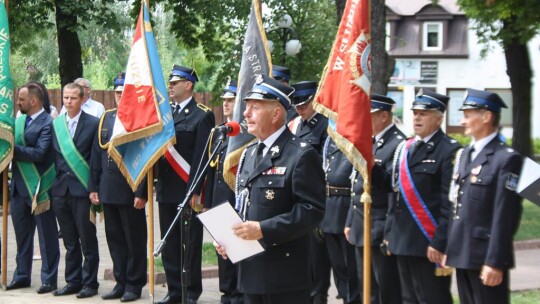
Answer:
[
  {"xmin": 133, "ymin": 0, "xmax": 337, "ymax": 101},
  {"xmin": 457, "ymin": 0, "xmax": 540, "ymax": 55},
  {"xmin": 456, "ymin": 0, "xmax": 540, "ymax": 157}
]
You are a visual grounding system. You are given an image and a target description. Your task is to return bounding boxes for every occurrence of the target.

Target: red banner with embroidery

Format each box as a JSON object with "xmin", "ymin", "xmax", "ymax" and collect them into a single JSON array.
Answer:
[
  {"xmin": 398, "ymin": 138, "xmax": 437, "ymax": 240},
  {"xmin": 312, "ymin": 0, "xmax": 373, "ymax": 202}
]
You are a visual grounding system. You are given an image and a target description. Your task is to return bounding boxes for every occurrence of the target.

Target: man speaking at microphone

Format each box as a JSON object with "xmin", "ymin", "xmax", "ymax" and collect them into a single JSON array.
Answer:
[
  {"xmin": 215, "ymin": 74, "xmax": 325, "ymax": 303},
  {"xmin": 156, "ymin": 65, "xmax": 215, "ymax": 304}
]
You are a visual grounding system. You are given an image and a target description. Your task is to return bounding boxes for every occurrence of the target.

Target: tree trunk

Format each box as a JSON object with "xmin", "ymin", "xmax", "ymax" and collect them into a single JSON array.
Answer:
[
  {"xmin": 335, "ymin": 0, "xmax": 346, "ymax": 25},
  {"xmin": 55, "ymin": 0, "xmax": 83, "ymax": 88},
  {"xmin": 370, "ymin": 0, "xmax": 394, "ymax": 95},
  {"xmin": 503, "ymin": 21, "xmax": 532, "ymax": 157}
]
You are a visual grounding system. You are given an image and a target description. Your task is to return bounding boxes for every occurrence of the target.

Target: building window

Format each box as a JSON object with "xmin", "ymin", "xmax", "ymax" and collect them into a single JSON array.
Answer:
[{"xmin": 423, "ymin": 22, "xmax": 443, "ymax": 51}]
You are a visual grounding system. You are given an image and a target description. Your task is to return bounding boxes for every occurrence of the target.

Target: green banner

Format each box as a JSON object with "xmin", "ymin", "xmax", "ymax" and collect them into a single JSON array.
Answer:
[{"xmin": 0, "ymin": 1, "xmax": 14, "ymax": 173}]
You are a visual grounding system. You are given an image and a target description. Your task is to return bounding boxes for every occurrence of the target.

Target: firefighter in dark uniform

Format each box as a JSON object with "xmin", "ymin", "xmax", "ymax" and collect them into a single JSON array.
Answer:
[
  {"xmin": 321, "ymin": 136, "xmax": 360, "ymax": 304},
  {"xmin": 289, "ymin": 81, "xmax": 335, "ymax": 304},
  {"xmin": 156, "ymin": 65, "xmax": 215, "ymax": 304},
  {"xmin": 289, "ymin": 81, "xmax": 328, "ymax": 153},
  {"xmin": 385, "ymin": 89, "xmax": 460, "ymax": 304},
  {"xmin": 89, "ymin": 73, "xmax": 147, "ymax": 302},
  {"xmin": 204, "ymin": 78, "xmax": 243, "ymax": 304},
  {"xmin": 273, "ymin": 65, "xmax": 298, "ymax": 123},
  {"xmin": 215, "ymin": 74, "xmax": 325, "ymax": 304},
  {"xmin": 345, "ymin": 94, "xmax": 404, "ymax": 304},
  {"xmin": 444, "ymin": 89, "xmax": 522, "ymax": 304}
]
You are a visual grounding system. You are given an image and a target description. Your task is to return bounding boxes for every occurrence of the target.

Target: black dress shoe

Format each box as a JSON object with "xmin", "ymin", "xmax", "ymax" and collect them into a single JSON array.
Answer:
[
  {"xmin": 6, "ymin": 280, "xmax": 31, "ymax": 290},
  {"xmin": 76, "ymin": 287, "xmax": 98, "ymax": 299},
  {"xmin": 37, "ymin": 283, "xmax": 57, "ymax": 294},
  {"xmin": 53, "ymin": 283, "xmax": 83, "ymax": 296},
  {"xmin": 121, "ymin": 291, "xmax": 141, "ymax": 302},
  {"xmin": 187, "ymin": 298, "xmax": 198, "ymax": 304},
  {"xmin": 156, "ymin": 294, "xmax": 182, "ymax": 304},
  {"xmin": 102, "ymin": 288, "xmax": 124, "ymax": 300}
]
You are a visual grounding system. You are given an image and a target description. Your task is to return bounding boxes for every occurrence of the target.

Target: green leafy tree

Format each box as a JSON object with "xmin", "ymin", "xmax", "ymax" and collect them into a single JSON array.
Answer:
[
  {"xmin": 9, "ymin": 0, "xmax": 130, "ymax": 87},
  {"xmin": 457, "ymin": 0, "xmax": 540, "ymax": 157},
  {"xmin": 334, "ymin": 0, "xmax": 394, "ymax": 94}
]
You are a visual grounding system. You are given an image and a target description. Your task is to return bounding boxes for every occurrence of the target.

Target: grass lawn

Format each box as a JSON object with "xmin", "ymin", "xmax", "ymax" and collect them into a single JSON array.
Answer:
[
  {"xmin": 454, "ymin": 289, "xmax": 540, "ymax": 303},
  {"xmin": 153, "ymin": 242, "xmax": 217, "ymax": 272},
  {"xmin": 515, "ymin": 200, "xmax": 540, "ymax": 241}
]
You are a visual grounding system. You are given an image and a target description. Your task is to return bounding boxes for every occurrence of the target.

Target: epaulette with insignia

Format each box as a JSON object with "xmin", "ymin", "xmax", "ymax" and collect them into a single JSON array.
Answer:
[
  {"xmin": 291, "ymin": 136, "xmax": 310, "ymax": 149},
  {"xmin": 197, "ymin": 103, "xmax": 210, "ymax": 112}
]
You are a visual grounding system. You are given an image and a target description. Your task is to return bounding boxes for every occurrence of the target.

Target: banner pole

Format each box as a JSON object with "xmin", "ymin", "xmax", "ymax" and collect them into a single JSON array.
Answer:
[
  {"xmin": 363, "ymin": 198, "xmax": 371, "ymax": 304},
  {"xmin": 2, "ymin": 168, "xmax": 8, "ymax": 289},
  {"xmin": 147, "ymin": 167, "xmax": 155, "ymax": 302}
]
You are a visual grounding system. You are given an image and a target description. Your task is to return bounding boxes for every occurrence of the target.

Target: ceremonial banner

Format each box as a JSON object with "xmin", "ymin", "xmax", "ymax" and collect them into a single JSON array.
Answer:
[
  {"xmin": 223, "ymin": 0, "xmax": 272, "ymax": 189},
  {"xmin": 108, "ymin": 2, "xmax": 175, "ymax": 190},
  {"xmin": 0, "ymin": 1, "xmax": 14, "ymax": 172},
  {"xmin": 313, "ymin": 0, "xmax": 373, "ymax": 193}
]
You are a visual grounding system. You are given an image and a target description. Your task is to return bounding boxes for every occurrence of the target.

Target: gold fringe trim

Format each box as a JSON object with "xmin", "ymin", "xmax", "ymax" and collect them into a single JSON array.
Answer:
[
  {"xmin": 435, "ymin": 267, "xmax": 453, "ymax": 277},
  {"xmin": 327, "ymin": 128, "xmax": 370, "ymax": 192},
  {"xmin": 109, "ymin": 122, "xmax": 163, "ymax": 147},
  {"xmin": 108, "ymin": 135, "xmax": 176, "ymax": 192},
  {"xmin": 89, "ymin": 208, "xmax": 104, "ymax": 225},
  {"xmin": 0, "ymin": 128, "xmax": 14, "ymax": 172},
  {"xmin": 223, "ymin": 140, "xmax": 255, "ymax": 191},
  {"xmin": 32, "ymin": 200, "xmax": 50, "ymax": 215},
  {"xmin": 98, "ymin": 109, "xmax": 116, "ymax": 149}
]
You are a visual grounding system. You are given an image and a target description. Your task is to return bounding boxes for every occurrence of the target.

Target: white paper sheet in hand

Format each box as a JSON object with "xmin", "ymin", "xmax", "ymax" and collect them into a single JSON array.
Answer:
[{"xmin": 196, "ymin": 202, "xmax": 265, "ymax": 263}]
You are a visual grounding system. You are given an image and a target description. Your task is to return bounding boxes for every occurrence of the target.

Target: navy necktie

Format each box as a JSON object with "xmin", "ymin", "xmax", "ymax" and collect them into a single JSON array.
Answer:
[
  {"xmin": 255, "ymin": 143, "xmax": 265, "ymax": 167},
  {"xmin": 25, "ymin": 116, "xmax": 32, "ymax": 127}
]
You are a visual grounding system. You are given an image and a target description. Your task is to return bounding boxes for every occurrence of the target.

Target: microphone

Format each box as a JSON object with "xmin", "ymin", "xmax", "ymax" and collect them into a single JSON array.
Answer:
[{"xmin": 214, "ymin": 121, "xmax": 241, "ymax": 137}]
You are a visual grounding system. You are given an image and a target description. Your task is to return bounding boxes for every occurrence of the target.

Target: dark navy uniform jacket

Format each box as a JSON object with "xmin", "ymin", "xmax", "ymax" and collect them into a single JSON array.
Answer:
[
  {"xmin": 236, "ymin": 129, "xmax": 325, "ymax": 294},
  {"xmin": 386, "ymin": 129, "xmax": 461, "ymax": 256},
  {"xmin": 291, "ymin": 113, "xmax": 328, "ymax": 155},
  {"xmin": 320, "ymin": 137, "xmax": 353, "ymax": 234},
  {"xmin": 347, "ymin": 125, "xmax": 405, "ymax": 246},
  {"xmin": 446, "ymin": 138, "xmax": 522, "ymax": 270},
  {"xmin": 52, "ymin": 111, "xmax": 99, "ymax": 197},
  {"xmin": 89, "ymin": 110, "xmax": 147, "ymax": 203},
  {"xmin": 204, "ymin": 133, "xmax": 235, "ymax": 209},
  {"xmin": 156, "ymin": 98, "xmax": 215, "ymax": 203}
]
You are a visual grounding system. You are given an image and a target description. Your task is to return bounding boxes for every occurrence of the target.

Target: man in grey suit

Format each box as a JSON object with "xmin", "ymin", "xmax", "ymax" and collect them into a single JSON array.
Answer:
[{"xmin": 8, "ymin": 82, "xmax": 60, "ymax": 294}]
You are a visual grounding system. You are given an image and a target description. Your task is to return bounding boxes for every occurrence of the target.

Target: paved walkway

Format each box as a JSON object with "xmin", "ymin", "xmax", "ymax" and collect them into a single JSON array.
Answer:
[{"xmin": 0, "ymin": 203, "xmax": 538, "ymax": 303}]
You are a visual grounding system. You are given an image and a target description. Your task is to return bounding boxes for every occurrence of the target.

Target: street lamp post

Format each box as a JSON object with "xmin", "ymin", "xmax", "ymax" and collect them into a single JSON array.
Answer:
[{"xmin": 267, "ymin": 14, "xmax": 302, "ymax": 65}]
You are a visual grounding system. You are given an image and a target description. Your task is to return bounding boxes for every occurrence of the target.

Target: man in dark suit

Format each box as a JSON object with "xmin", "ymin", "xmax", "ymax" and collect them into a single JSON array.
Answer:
[
  {"xmin": 8, "ymin": 82, "xmax": 60, "ymax": 294},
  {"xmin": 51, "ymin": 82, "xmax": 100, "ymax": 299},
  {"xmin": 385, "ymin": 89, "xmax": 460, "ymax": 304},
  {"xmin": 288, "ymin": 81, "xmax": 335, "ymax": 304},
  {"xmin": 215, "ymin": 74, "xmax": 325, "ymax": 304},
  {"xmin": 156, "ymin": 65, "xmax": 215, "ymax": 304},
  {"xmin": 345, "ymin": 94, "xmax": 404, "ymax": 304},
  {"xmin": 204, "ymin": 78, "xmax": 243, "ymax": 304},
  {"xmin": 444, "ymin": 89, "xmax": 522, "ymax": 304},
  {"xmin": 88, "ymin": 73, "xmax": 147, "ymax": 302}
]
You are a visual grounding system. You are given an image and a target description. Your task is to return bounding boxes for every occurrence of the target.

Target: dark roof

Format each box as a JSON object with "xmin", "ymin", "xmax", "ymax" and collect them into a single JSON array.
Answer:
[{"xmin": 388, "ymin": 5, "xmax": 469, "ymax": 58}]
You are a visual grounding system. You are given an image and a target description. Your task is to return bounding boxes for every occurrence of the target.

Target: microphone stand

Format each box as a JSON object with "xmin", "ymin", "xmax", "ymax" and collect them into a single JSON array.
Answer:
[{"xmin": 154, "ymin": 130, "xmax": 225, "ymax": 303}]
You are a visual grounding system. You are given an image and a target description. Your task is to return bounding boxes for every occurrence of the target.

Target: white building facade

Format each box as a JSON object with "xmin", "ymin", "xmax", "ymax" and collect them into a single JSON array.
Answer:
[{"xmin": 385, "ymin": 0, "xmax": 540, "ymax": 139}]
